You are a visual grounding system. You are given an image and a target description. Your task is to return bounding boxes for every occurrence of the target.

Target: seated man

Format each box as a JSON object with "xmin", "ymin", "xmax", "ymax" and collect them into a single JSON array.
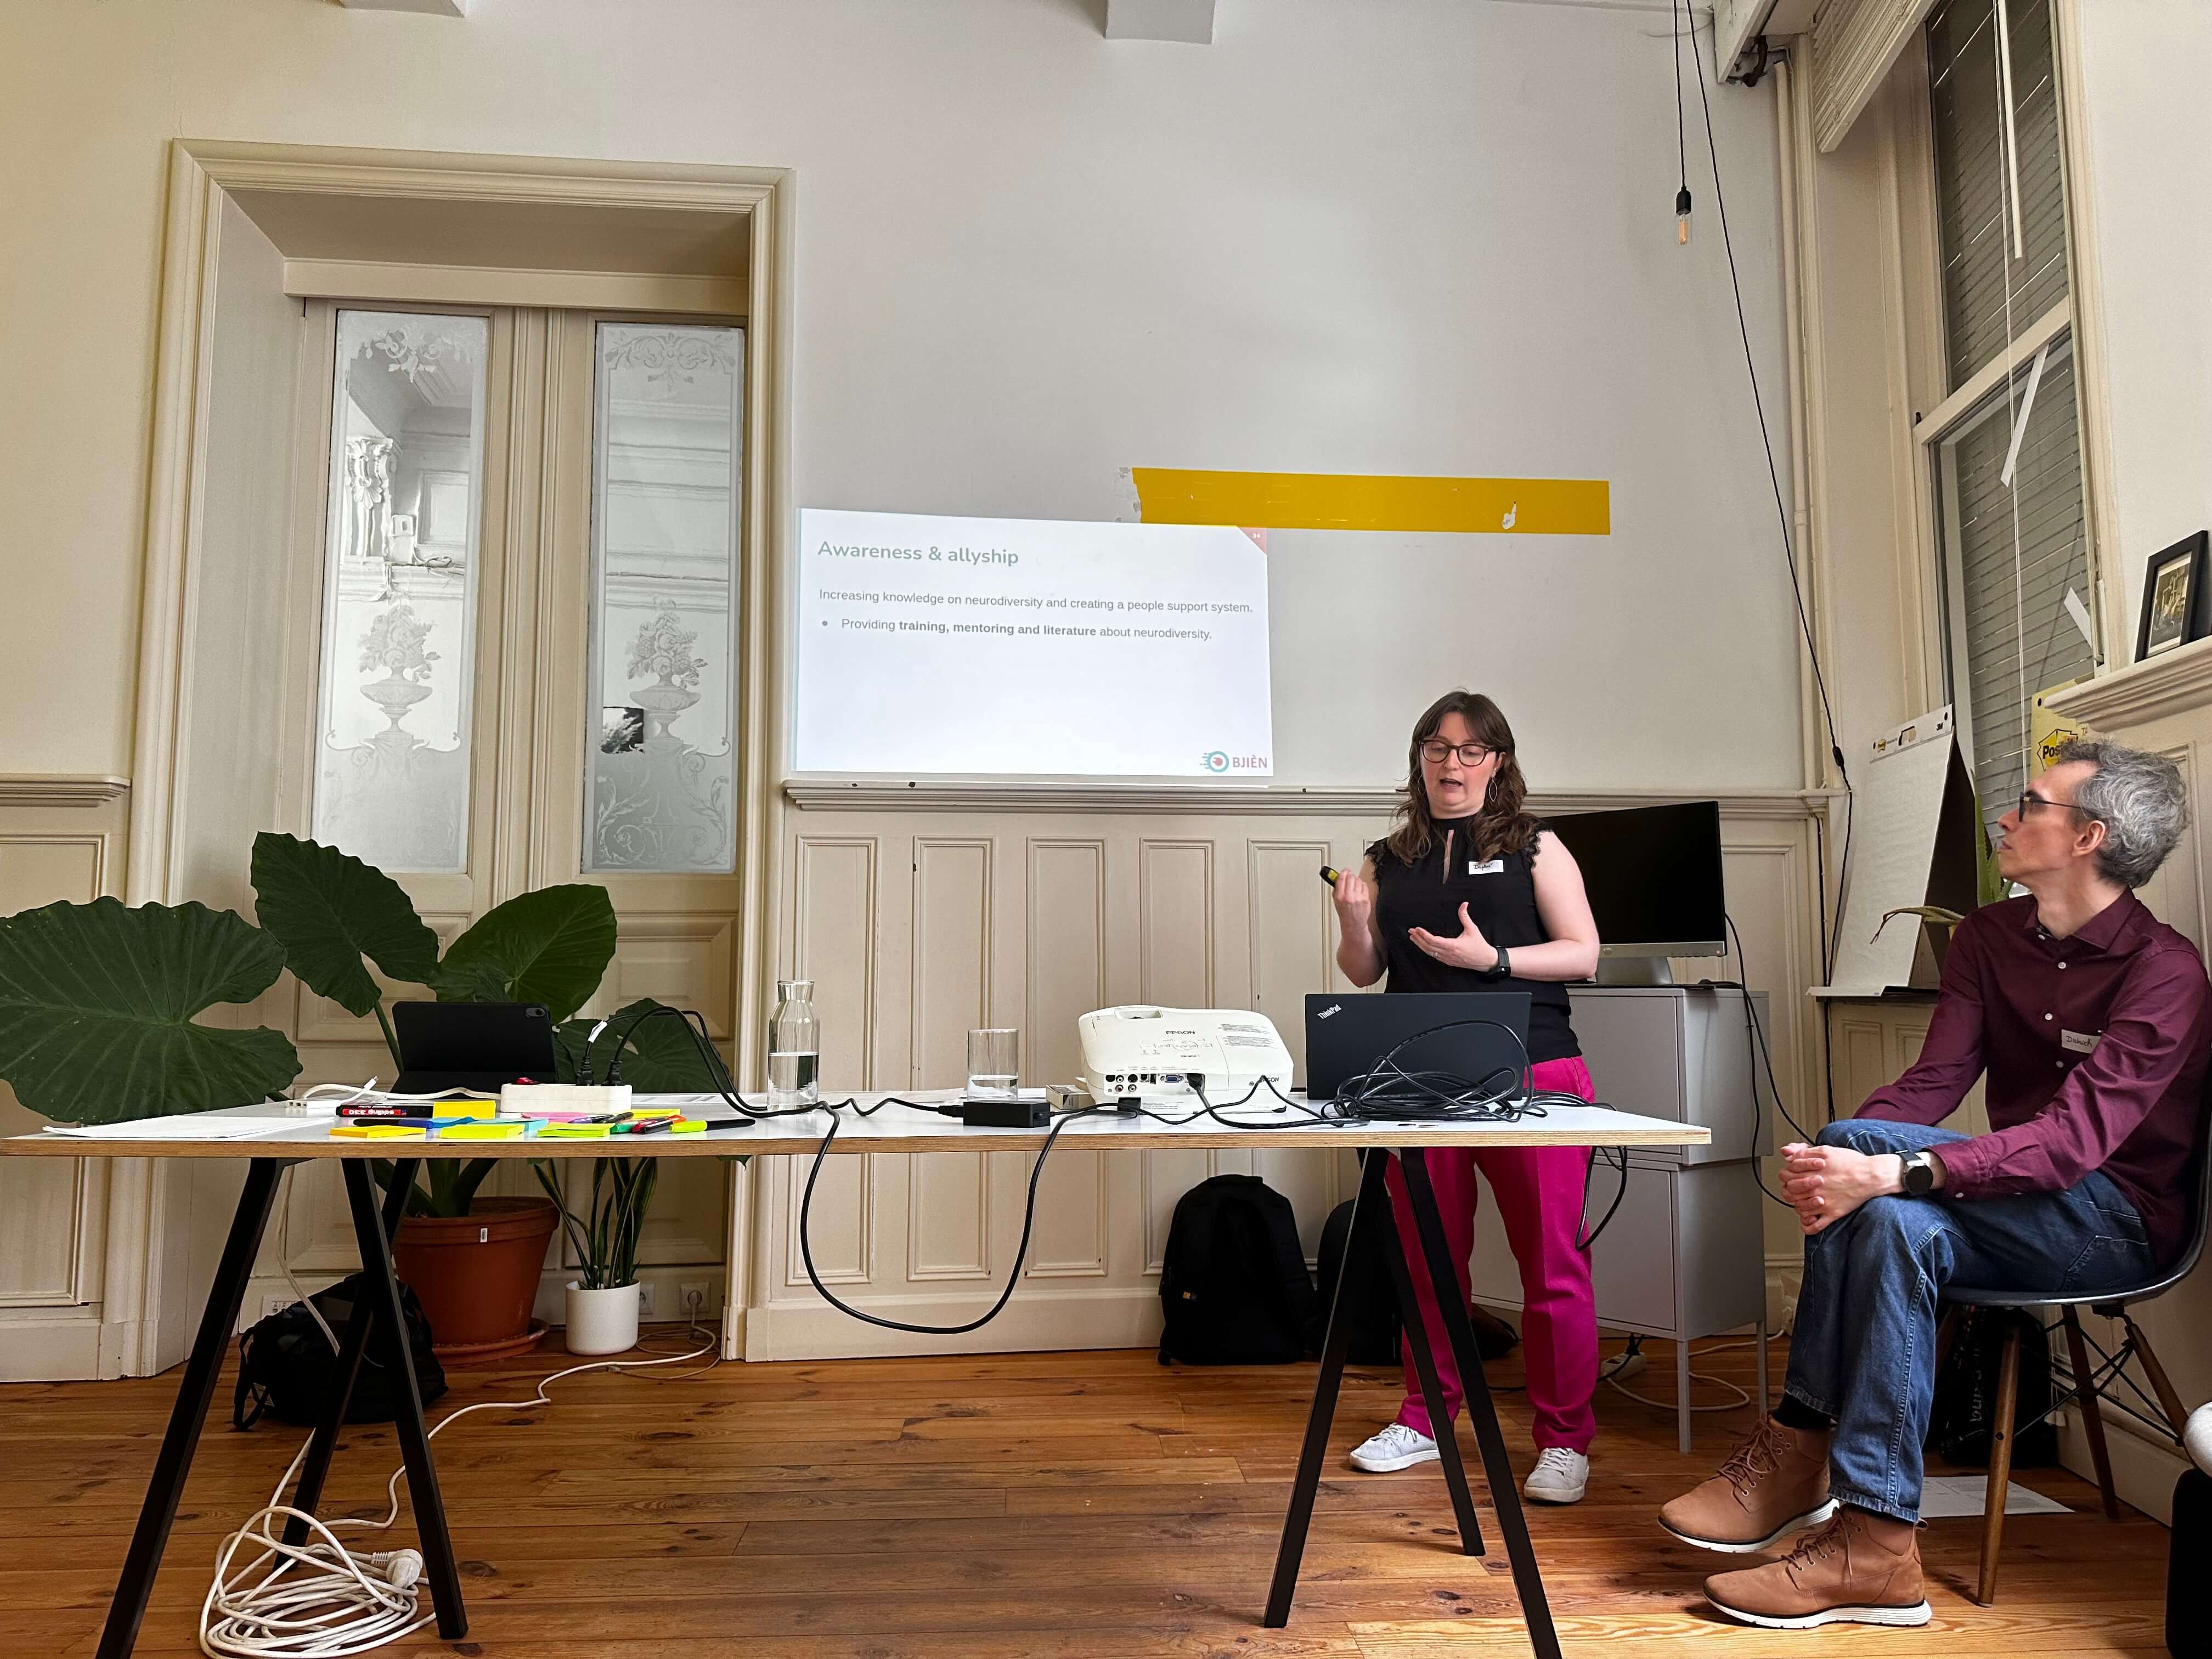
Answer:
[{"xmin": 1660, "ymin": 738, "xmax": 2211, "ymax": 1629}]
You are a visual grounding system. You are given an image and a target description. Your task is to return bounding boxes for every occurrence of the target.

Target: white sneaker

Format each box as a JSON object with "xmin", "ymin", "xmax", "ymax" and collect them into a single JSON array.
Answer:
[
  {"xmin": 1523, "ymin": 1446, "xmax": 1588, "ymax": 1504},
  {"xmin": 1348, "ymin": 1423, "xmax": 1440, "ymax": 1472}
]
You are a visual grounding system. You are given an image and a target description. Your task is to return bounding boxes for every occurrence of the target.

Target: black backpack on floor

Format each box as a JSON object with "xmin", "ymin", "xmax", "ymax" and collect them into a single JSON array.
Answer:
[
  {"xmin": 1316, "ymin": 1197, "xmax": 1404, "ymax": 1366},
  {"xmin": 1158, "ymin": 1175, "xmax": 1318, "ymax": 1365},
  {"xmin": 233, "ymin": 1273, "xmax": 448, "ymax": 1430},
  {"xmin": 1925, "ymin": 1306, "xmax": 2056, "ymax": 1468}
]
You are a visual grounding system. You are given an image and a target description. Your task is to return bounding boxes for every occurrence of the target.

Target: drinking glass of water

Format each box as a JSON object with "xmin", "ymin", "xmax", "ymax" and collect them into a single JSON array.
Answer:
[{"xmin": 966, "ymin": 1028, "xmax": 1020, "ymax": 1099}]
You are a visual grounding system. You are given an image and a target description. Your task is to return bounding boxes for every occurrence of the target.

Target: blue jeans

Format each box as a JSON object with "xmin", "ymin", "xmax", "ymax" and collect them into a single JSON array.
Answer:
[{"xmin": 1783, "ymin": 1119, "xmax": 2159, "ymax": 1523}]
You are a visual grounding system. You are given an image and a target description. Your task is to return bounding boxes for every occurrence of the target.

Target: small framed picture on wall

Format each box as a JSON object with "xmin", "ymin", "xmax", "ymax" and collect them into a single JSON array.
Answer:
[{"xmin": 2136, "ymin": 531, "xmax": 2211, "ymax": 661}]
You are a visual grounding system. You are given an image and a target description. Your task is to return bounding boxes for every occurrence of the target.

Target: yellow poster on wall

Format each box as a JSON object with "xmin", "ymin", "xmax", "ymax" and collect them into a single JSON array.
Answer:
[{"xmin": 2031, "ymin": 679, "xmax": 2089, "ymax": 774}]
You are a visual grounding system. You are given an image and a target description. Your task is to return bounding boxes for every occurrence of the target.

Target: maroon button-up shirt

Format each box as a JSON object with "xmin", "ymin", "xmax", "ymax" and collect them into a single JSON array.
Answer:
[{"xmin": 1858, "ymin": 890, "xmax": 2211, "ymax": 1265}]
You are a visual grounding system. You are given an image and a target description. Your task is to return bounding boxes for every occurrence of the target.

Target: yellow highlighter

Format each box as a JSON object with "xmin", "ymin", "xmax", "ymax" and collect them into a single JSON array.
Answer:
[
  {"xmin": 331, "ymin": 1123, "xmax": 428, "ymax": 1141},
  {"xmin": 670, "ymin": 1118, "xmax": 708, "ymax": 1134}
]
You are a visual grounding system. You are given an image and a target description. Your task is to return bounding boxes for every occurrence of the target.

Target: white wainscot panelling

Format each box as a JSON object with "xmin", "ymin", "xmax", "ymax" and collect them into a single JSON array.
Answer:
[
  {"xmin": 747, "ymin": 798, "xmax": 1827, "ymax": 1361},
  {"xmin": 0, "ymin": 789, "xmax": 129, "ymax": 1380},
  {"xmin": 907, "ymin": 838, "xmax": 994, "ymax": 1282},
  {"xmin": 1023, "ymin": 839, "xmax": 1109, "ymax": 1278},
  {"xmin": 595, "ymin": 913, "xmax": 738, "ymax": 1036}
]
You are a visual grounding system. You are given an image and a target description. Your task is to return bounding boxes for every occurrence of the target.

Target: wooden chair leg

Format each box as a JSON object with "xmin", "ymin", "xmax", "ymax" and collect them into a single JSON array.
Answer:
[
  {"xmin": 2124, "ymin": 1314, "xmax": 2193, "ymax": 1438},
  {"xmin": 1935, "ymin": 1305, "xmax": 1960, "ymax": 1380},
  {"xmin": 1975, "ymin": 1321, "xmax": 2023, "ymax": 1608},
  {"xmin": 2060, "ymin": 1307, "xmax": 2121, "ymax": 1521}
]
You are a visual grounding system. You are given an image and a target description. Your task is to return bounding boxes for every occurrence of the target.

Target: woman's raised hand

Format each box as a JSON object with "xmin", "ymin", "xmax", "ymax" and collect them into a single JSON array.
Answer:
[
  {"xmin": 1330, "ymin": 864, "xmax": 1375, "ymax": 938},
  {"xmin": 1408, "ymin": 903, "xmax": 1500, "ymax": 972}
]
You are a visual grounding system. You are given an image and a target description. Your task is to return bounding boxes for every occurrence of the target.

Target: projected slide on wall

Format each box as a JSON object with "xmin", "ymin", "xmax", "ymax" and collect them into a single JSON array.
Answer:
[{"xmin": 794, "ymin": 509, "xmax": 1273, "ymax": 777}]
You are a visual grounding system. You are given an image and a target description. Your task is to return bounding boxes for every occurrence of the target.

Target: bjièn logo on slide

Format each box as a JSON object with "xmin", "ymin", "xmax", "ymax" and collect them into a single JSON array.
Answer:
[{"xmin": 1201, "ymin": 751, "xmax": 1267, "ymax": 772}]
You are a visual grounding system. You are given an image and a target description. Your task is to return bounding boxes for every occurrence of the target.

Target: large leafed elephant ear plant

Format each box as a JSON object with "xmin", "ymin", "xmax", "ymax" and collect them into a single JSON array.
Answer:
[
  {"xmin": 0, "ymin": 898, "xmax": 301, "ymax": 1124},
  {"xmin": 0, "ymin": 834, "xmax": 727, "ymax": 1210}
]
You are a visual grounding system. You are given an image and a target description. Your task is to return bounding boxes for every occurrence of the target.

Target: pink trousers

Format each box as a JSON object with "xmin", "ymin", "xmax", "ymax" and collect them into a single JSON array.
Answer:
[{"xmin": 1385, "ymin": 1054, "xmax": 1599, "ymax": 1454}]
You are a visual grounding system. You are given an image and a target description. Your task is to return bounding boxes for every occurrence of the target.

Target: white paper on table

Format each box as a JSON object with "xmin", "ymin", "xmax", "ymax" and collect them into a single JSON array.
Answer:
[
  {"xmin": 42, "ymin": 1114, "xmax": 322, "ymax": 1141},
  {"xmin": 1816, "ymin": 707, "xmax": 1958, "ymax": 998},
  {"xmin": 1918, "ymin": 1476, "xmax": 2070, "ymax": 1518}
]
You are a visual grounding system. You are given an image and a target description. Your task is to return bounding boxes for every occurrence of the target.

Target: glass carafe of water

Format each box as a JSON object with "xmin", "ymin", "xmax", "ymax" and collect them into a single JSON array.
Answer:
[{"xmin": 767, "ymin": 979, "xmax": 821, "ymax": 1108}]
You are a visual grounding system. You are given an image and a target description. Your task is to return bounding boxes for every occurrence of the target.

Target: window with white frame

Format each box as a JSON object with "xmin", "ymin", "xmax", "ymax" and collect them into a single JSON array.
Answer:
[{"xmin": 1923, "ymin": 0, "xmax": 2093, "ymax": 843}]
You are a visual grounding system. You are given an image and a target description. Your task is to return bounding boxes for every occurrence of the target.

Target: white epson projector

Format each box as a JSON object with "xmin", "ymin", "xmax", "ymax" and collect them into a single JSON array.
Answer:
[{"xmin": 1077, "ymin": 1005, "xmax": 1296, "ymax": 1109}]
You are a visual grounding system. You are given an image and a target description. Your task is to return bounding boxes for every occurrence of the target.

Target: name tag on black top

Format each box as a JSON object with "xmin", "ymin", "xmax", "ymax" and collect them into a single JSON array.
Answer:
[{"xmin": 1467, "ymin": 859, "xmax": 1503, "ymax": 875}]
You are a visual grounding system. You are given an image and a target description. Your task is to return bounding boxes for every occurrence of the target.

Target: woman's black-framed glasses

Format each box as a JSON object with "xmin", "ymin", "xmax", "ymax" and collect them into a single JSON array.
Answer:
[{"xmin": 1420, "ymin": 741, "xmax": 1498, "ymax": 766}]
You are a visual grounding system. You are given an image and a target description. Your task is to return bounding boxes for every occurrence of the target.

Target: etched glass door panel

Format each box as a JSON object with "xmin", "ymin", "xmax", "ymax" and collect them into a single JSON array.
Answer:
[
  {"xmin": 312, "ymin": 309, "xmax": 489, "ymax": 873},
  {"xmin": 585, "ymin": 323, "xmax": 743, "ymax": 873}
]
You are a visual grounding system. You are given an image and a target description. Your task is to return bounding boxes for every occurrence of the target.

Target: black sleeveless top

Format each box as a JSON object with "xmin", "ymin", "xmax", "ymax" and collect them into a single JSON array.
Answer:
[{"xmin": 1367, "ymin": 819, "xmax": 1580, "ymax": 1063}]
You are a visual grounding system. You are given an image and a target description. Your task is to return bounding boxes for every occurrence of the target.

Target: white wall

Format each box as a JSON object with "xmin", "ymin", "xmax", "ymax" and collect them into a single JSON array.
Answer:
[
  {"xmin": 0, "ymin": 0, "xmax": 1803, "ymax": 797},
  {"xmin": 2071, "ymin": 0, "xmax": 2212, "ymax": 646}
]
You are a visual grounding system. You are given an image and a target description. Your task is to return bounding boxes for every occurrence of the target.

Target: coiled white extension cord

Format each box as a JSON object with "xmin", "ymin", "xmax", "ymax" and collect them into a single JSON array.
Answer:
[{"xmin": 200, "ymin": 1324, "xmax": 718, "ymax": 1657}]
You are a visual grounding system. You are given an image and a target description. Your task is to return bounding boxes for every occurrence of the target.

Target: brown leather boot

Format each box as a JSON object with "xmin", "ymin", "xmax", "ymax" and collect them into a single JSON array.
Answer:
[
  {"xmin": 1703, "ymin": 1506, "xmax": 1932, "ymax": 1628},
  {"xmin": 1658, "ymin": 1417, "xmax": 1836, "ymax": 1552}
]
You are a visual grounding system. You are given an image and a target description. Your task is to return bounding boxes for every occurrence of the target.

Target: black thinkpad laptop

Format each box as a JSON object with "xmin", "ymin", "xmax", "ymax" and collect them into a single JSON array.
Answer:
[
  {"xmin": 1302, "ymin": 991, "xmax": 1533, "ymax": 1104},
  {"xmin": 391, "ymin": 1001, "xmax": 558, "ymax": 1094}
]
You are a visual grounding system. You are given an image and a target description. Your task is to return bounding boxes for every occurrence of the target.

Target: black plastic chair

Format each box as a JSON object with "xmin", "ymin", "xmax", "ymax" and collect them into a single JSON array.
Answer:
[{"xmin": 1942, "ymin": 1144, "xmax": 2211, "ymax": 1606}]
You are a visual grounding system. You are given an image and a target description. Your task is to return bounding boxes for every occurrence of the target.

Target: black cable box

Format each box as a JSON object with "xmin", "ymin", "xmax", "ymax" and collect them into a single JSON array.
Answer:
[{"xmin": 958, "ymin": 1097, "xmax": 1052, "ymax": 1128}]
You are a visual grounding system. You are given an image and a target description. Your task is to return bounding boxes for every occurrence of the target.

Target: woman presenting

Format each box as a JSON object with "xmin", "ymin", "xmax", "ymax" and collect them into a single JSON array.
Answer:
[{"xmin": 1331, "ymin": 690, "xmax": 1603, "ymax": 1504}]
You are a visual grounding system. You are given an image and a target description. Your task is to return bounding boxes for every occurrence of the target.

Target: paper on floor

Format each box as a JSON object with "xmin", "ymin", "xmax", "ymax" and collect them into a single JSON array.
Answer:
[{"xmin": 1920, "ymin": 1475, "xmax": 2072, "ymax": 1517}]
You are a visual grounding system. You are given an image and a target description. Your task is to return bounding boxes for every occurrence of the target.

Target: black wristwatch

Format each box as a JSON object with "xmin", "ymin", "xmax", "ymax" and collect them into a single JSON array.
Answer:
[
  {"xmin": 1484, "ymin": 944, "xmax": 1513, "ymax": 981},
  {"xmin": 1900, "ymin": 1150, "xmax": 1940, "ymax": 1198}
]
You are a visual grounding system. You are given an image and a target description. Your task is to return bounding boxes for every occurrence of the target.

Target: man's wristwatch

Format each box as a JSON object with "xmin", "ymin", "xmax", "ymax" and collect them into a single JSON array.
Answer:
[
  {"xmin": 1900, "ymin": 1150, "xmax": 1940, "ymax": 1198},
  {"xmin": 1483, "ymin": 944, "xmax": 1512, "ymax": 981}
]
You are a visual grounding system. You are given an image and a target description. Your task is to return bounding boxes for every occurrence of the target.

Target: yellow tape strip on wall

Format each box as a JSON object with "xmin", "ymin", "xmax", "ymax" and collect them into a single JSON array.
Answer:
[{"xmin": 1131, "ymin": 468, "xmax": 1610, "ymax": 536}]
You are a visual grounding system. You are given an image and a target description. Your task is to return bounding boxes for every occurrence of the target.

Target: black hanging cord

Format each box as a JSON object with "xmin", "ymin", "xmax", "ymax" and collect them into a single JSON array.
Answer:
[
  {"xmin": 797, "ymin": 1107, "xmax": 1109, "ymax": 1335},
  {"xmin": 1712, "ymin": 911, "xmax": 1811, "ymax": 1211},
  {"xmin": 1681, "ymin": 5, "xmax": 1856, "ymax": 968},
  {"xmin": 1671, "ymin": 0, "xmax": 1692, "ymax": 230}
]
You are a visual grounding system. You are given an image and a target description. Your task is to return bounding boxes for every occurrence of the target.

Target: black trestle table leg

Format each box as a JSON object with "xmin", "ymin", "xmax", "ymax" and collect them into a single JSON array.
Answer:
[
  {"xmin": 1400, "ymin": 1147, "xmax": 1563, "ymax": 1659},
  {"xmin": 1263, "ymin": 1141, "xmax": 1391, "ymax": 1627},
  {"xmin": 341, "ymin": 1158, "xmax": 467, "ymax": 1639},
  {"xmin": 281, "ymin": 1159, "xmax": 416, "ymax": 1548},
  {"xmin": 97, "ymin": 1158, "xmax": 287, "ymax": 1659},
  {"xmin": 1368, "ymin": 1148, "xmax": 1486, "ymax": 1556}
]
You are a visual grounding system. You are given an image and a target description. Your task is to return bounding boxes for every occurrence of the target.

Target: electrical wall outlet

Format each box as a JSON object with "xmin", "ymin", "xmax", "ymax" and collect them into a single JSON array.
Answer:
[
  {"xmin": 262, "ymin": 1294, "xmax": 297, "ymax": 1321},
  {"xmin": 637, "ymin": 1281, "xmax": 658, "ymax": 1317},
  {"xmin": 680, "ymin": 1280, "xmax": 713, "ymax": 1316}
]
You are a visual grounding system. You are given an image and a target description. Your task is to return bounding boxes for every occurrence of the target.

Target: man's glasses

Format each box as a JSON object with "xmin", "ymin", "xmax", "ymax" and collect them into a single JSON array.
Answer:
[
  {"xmin": 2016, "ymin": 789, "xmax": 2090, "ymax": 819},
  {"xmin": 1420, "ymin": 741, "xmax": 1498, "ymax": 766}
]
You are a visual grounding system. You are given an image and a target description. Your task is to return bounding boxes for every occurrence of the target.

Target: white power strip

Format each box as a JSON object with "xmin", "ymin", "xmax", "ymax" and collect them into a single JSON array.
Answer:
[
  {"xmin": 498, "ymin": 1083, "xmax": 633, "ymax": 1113},
  {"xmin": 1599, "ymin": 1348, "xmax": 1648, "ymax": 1384}
]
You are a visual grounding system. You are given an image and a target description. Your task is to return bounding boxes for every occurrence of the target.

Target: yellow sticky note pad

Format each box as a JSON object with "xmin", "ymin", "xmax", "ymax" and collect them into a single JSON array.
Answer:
[
  {"xmin": 432, "ymin": 1097, "xmax": 501, "ymax": 1120},
  {"xmin": 331, "ymin": 1123, "xmax": 428, "ymax": 1141},
  {"xmin": 537, "ymin": 1123, "xmax": 612, "ymax": 1139},
  {"xmin": 436, "ymin": 1121, "xmax": 528, "ymax": 1141}
]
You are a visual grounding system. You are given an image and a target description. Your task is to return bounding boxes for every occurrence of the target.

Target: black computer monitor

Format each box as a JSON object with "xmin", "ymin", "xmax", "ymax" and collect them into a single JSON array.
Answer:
[{"xmin": 1545, "ymin": 800, "xmax": 1726, "ymax": 970}]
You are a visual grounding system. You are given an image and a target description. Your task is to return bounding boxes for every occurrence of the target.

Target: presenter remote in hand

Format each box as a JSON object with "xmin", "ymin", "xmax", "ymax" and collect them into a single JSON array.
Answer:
[{"xmin": 1332, "ymin": 691, "xmax": 1603, "ymax": 1505}]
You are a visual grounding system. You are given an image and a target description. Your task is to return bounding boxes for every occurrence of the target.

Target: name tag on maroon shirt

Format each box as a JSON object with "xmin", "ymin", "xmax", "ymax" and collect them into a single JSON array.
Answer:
[{"xmin": 2061, "ymin": 1029, "xmax": 2101, "ymax": 1054}]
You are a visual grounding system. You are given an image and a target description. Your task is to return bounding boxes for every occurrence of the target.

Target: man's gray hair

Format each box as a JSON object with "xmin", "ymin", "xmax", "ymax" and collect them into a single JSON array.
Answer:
[{"xmin": 2052, "ymin": 738, "xmax": 2191, "ymax": 888}]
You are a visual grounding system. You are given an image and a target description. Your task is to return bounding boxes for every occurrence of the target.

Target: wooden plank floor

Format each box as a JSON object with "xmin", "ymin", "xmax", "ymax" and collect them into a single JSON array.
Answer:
[{"xmin": 0, "ymin": 1334, "xmax": 2170, "ymax": 1656}]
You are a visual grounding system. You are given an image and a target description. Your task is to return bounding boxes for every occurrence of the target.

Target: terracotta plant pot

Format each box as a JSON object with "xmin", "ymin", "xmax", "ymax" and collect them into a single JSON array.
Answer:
[{"xmin": 391, "ymin": 1195, "xmax": 560, "ymax": 1359}]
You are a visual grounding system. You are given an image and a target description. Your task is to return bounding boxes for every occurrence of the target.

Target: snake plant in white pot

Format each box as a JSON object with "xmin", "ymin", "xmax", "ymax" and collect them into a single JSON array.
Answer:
[{"xmin": 534, "ymin": 1157, "xmax": 659, "ymax": 1355}]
